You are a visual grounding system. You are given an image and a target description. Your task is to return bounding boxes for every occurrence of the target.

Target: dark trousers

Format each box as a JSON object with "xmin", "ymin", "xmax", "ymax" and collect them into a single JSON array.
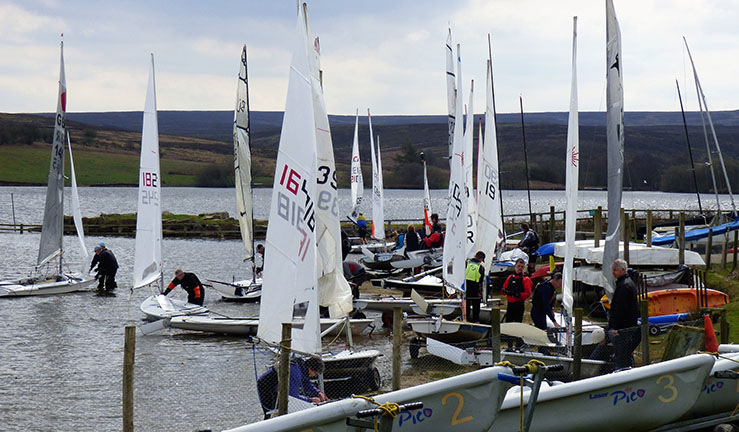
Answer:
[
  {"xmin": 97, "ymin": 270, "xmax": 117, "ymax": 291},
  {"xmin": 506, "ymin": 301, "xmax": 525, "ymax": 323},
  {"xmin": 188, "ymin": 291, "xmax": 205, "ymax": 306},
  {"xmin": 614, "ymin": 327, "xmax": 641, "ymax": 370},
  {"xmin": 466, "ymin": 297, "xmax": 481, "ymax": 323}
]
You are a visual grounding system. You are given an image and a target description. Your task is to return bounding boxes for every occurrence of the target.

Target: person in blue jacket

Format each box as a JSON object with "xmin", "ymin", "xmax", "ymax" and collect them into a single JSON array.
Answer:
[{"xmin": 257, "ymin": 357, "xmax": 327, "ymax": 418}]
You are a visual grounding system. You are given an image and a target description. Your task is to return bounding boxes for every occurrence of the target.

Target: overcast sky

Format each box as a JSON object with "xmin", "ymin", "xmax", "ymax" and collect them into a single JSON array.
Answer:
[{"xmin": 1, "ymin": 0, "xmax": 736, "ymax": 115}]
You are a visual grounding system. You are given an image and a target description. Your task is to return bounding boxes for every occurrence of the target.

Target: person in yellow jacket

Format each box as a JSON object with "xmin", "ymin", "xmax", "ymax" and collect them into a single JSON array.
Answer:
[{"xmin": 465, "ymin": 251, "xmax": 486, "ymax": 323}]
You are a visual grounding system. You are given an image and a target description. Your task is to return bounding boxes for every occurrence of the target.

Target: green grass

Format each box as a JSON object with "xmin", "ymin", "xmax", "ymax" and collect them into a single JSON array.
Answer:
[
  {"xmin": 0, "ymin": 145, "xmax": 212, "ymax": 186},
  {"xmin": 705, "ymin": 266, "xmax": 739, "ymax": 342}
]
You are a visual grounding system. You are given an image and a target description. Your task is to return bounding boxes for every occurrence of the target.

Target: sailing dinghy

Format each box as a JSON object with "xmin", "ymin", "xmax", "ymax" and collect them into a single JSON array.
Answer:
[
  {"xmin": 0, "ymin": 41, "xmax": 94, "ymax": 297},
  {"xmin": 135, "ymin": 56, "xmax": 208, "ymax": 321},
  {"xmin": 209, "ymin": 45, "xmax": 263, "ymax": 302}
]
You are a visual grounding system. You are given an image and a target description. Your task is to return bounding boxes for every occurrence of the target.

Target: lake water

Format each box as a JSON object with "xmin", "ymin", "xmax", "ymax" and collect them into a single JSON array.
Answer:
[{"xmin": 0, "ymin": 186, "xmax": 733, "ymax": 431}]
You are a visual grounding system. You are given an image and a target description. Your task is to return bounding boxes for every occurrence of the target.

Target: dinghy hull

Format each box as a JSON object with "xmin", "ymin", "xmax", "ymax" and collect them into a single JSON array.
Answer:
[{"xmin": 0, "ymin": 275, "xmax": 95, "ymax": 297}]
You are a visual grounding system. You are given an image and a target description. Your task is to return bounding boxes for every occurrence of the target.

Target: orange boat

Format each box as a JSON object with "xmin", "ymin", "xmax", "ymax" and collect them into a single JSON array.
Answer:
[{"xmin": 601, "ymin": 288, "xmax": 728, "ymax": 316}]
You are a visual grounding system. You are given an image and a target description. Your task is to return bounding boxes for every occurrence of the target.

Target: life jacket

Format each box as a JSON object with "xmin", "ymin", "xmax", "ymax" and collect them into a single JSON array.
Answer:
[
  {"xmin": 465, "ymin": 261, "xmax": 482, "ymax": 283},
  {"xmin": 506, "ymin": 274, "xmax": 524, "ymax": 297}
]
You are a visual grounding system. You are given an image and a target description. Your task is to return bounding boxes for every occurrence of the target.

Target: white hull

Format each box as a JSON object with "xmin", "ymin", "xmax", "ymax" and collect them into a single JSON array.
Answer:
[
  {"xmin": 491, "ymin": 353, "xmax": 715, "ymax": 432},
  {"xmin": 682, "ymin": 352, "xmax": 739, "ymax": 419},
  {"xmin": 390, "ymin": 249, "xmax": 444, "ymax": 269},
  {"xmin": 224, "ymin": 364, "xmax": 514, "ymax": 432},
  {"xmin": 350, "ymin": 241, "xmax": 394, "ymax": 254},
  {"xmin": 354, "ymin": 297, "xmax": 461, "ymax": 317},
  {"xmin": 166, "ymin": 315, "xmax": 373, "ymax": 337},
  {"xmin": 140, "ymin": 294, "xmax": 208, "ymax": 321},
  {"xmin": 552, "ymin": 240, "xmax": 705, "ymax": 267},
  {"xmin": 0, "ymin": 274, "xmax": 95, "ymax": 297},
  {"xmin": 210, "ymin": 278, "xmax": 262, "ymax": 301},
  {"xmin": 409, "ymin": 318, "xmax": 490, "ymax": 343}
]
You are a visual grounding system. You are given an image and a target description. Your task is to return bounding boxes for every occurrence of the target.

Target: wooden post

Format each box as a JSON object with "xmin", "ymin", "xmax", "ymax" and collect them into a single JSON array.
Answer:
[
  {"xmin": 573, "ymin": 308, "xmax": 583, "ymax": 380},
  {"xmin": 640, "ymin": 300, "xmax": 649, "ymax": 366},
  {"xmin": 705, "ymin": 228, "xmax": 713, "ymax": 269},
  {"xmin": 123, "ymin": 325, "xmax": 135, "ymax": 432},
  {"xmin": 594, "ymin": 206, "xmax": 602, "ymax": 247},
  {"xmin": 679, "ymin": 213, "xmax": 685, "ymax": 266},
  {"xmin": 491, "ymin": 307, "xmax": 501, "ymax": 364},
  {"xmin": 277, "ymin": 323, "xmax": 292, "ymax": 417},
  {"xmin": 733, "ymin": 230, "xmax": 738, "ymax": 271},
  {"xmin": 646, "ymin": 210, "xmax": 652, "ymax": 247},
  {"xmin": 19, "ymin": 223, "xmax": 24, "ymax": 234},
  {"xmin": 720, "ymin": 308, "xmax": 729, "ymax": 344},
  {"xmin": 392, "ymin": 307, "xmax": 402, "ymax": 391},
  {"xmin": 721, "ymin": 241, "xmax": 728, "ymax": 270},
  {"xmin": 622, "ymin": 209, "xmax": 629, "ymax": 263},
  {"xmin": 549, "ymin": 206, "xmax": 555, "ymax": 243}
]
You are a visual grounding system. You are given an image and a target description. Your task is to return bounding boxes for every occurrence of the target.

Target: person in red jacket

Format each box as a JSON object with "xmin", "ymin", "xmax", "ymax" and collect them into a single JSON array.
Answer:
[
  {"xmin": 501, "ymin": 258, "xmax": 532, "ymax": 322},
  {"xmin": 163, "ymin": 269, "xmax": 205, "ymax": 306}
]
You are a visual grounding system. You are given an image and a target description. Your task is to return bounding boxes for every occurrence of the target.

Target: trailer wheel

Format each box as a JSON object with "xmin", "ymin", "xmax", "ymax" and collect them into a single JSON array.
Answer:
[{"xmin": 367, "ymin": 367, "xmax": 381, "ymax": 391}]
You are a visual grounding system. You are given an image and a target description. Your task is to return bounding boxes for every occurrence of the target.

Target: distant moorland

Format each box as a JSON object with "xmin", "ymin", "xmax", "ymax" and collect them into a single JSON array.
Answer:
[{"xmin": 2, "ymin": 109, "xmax": 739, "ymax": 192}]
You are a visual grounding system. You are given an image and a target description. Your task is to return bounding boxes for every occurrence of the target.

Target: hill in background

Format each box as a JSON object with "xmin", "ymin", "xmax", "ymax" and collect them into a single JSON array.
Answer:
[{"xmin": 3, "ymin": 109, "xmax": 739, "ymax": 193}]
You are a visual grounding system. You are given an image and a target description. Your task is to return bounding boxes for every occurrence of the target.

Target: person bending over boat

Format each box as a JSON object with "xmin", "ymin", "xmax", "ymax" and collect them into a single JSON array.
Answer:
[
  {"xmin": 502, "ymin": 258, "xmax": 532, "ymax": 322},
  {"xmin": 257, "ymin": 357, "xmax": 328, "ymax": 419},
  {"xmin": 465, "ymin": 251, "xmax": 486, "ymax": 323},
  {"xmin": 530, "ymin": 271, "xmax": 561, "ymax": 330},
  {"xmin": 356, "ymin": 213, "xmax": 368, "ymax": 244},
  {"xmin": 163, "ymin": 269, "xmax": 205, "ymax": 306},
  {"xmin": 604, "ymin": 259, "xmax": 641, "ymax": 370},
  {"xmin": 517, "ymin": 223, "xmax": 539, "ymax": 273},
  {"xmin": 89, "ymin": 242, "xmax": 118, "ymax": 292}
]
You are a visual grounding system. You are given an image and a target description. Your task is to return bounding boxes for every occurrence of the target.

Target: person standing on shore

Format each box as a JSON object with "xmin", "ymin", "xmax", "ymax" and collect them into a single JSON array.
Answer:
[
  {"xmin": 89, "ymin": 242, "xmax": 118, "ymax": 292},
  {"xmin": 530, "ymin": 271, "xmax": 561, "ymax": 330},
  {"xmin": 162, "ymin": 269, "xmax": 205, "ymax": 306},
  {"xmin": 606, "ymin": 259, "xmax": 641, "ymax": 369},
  {"xmin": 502, "ymin": 258, "xmax": 532, "ymax": 322},
  {"xmin": 464, "ymin": 251, "xmax": 486, "ymax": 323}
]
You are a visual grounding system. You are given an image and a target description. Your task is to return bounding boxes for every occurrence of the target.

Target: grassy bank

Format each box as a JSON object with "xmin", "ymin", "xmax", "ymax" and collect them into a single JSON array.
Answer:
[
  {"xmin": 705, "ymin": 266, "xmax": 739, "ymax": 342},
  {"xmin": 0, "ymin": 144, "xmax": 215, "ymax": 186}
]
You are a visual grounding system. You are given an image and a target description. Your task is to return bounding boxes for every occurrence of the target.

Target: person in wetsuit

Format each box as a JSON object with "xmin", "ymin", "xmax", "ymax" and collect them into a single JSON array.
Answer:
[{"xmin": 162, "ymin": 268, "xmax": 205, "ymax": 305}]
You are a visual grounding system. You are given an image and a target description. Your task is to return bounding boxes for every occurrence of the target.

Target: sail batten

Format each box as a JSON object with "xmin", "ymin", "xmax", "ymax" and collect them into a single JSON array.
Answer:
[
  {"xmin": 133, "ymin": 55, "xmax": 163, "ymax": 290},
  {"xmin": 37, "ymin": 41, "xmax": 67, "ymax": 267},
  {"xmin": 602, "ymin": 0, "xmax": 624, "ymax": 300},
  {"xmin": 234, "ymin": 45, "xmax": 254, "ymax": 262}
]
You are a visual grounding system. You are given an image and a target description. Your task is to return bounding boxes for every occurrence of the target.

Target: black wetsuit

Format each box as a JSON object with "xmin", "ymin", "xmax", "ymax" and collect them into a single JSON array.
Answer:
[
  {"xmin": 90, "ymin": 249, "xmax": 118, "ymax": 291},
  {"xmin": 164, "ymin": 272, "xmax": 205, "ymax": 305}
]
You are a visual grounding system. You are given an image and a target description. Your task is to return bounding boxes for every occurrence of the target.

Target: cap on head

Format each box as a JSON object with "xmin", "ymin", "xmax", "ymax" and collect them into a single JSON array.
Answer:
[
  {"xmin": 98, "ymin": 242, "xmax": 105, "ymax": 248},
  {"xmin": 175, "ymin": 268, "xmax": 184, "ymax": 276},
  {"xmin": 94, "ymin": 246, "xmax": 102, "ymax": 252},
  {"xmin": 551, "ymin": 271, "xmax": 563, "ymax": 280}
]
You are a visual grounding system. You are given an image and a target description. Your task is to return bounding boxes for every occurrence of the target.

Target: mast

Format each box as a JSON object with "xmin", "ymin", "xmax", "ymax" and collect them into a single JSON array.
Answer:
[
  {"xmin": 519, "ymin": 96, "xmax": 533, "ymax": 225},
  {"xmin": 684, "ymin": 37, "xmax": 737, "ymax": 219},
  {"xmin": 675, "ymin": 79, "xmax": 703, "ymax": 216},
  {"xmin": 465, "ymin": 80, "xmax": 477, "ymax": 256}
]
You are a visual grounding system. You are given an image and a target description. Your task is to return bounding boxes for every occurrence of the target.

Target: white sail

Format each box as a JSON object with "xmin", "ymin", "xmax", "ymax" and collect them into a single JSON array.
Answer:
[
  {"xmin": 234, "ymin": 45, "xmax": 254, "ymax": 262},
  {"xmin": 350, "ymin": 110, "xmax": 363, "ymax": 220},
  {"xmin": 133, "ymin": 56, "xmax": 163, "ymax": 290},
  {"xmin": 368, "ymin": 110, "xmax": 385, "ymax": 240},
  {"xmin": 464, "ymin": 81, "xmax": 477, "ymax": 257},
  {"xmin": 306, "ymin": 20, "xmax": 352, "ymax": 318},
  {"xmin": 66, "ymin": 133, "xmax": 87, "ymax": 269},
  {"xmin": 476, "ymin": 119, "xmax": 483, "ymax": 204},
  {"xmin": 563, "ymin": 16, "xmax": 579, "ymax": 317},
  {"xmin": 601, "ymin": 0, "xmax": 624, "ymax": 300},
  {"xmin": 443, "ymin": 44, "xmax": 468, "ymax": 293},
  {"xmin": 422, "ymin": 153, "xmax": 433, "ymax": 235},
  {"xmin": 257, "ymin": 6, "xmax": 321, "ymax": 354},
  {"xmin": 477, "ymin": 58, "xmax": 505, "ymax": 268},
  {"xmin": 38, "ymin": 41, "xmax": 67, "ymax": 267},
  {"xmin": 445, "ymin": 28, "xmax": 456, "ymax": 170}
]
